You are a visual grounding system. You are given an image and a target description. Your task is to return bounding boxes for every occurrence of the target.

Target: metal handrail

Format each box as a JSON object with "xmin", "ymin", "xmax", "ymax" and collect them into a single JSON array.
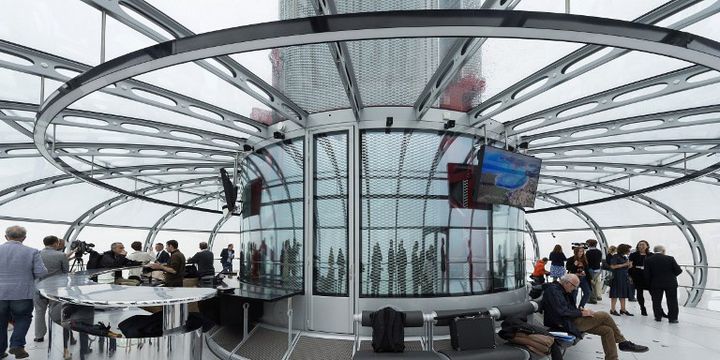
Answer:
[
  {"xmin": 679, "ymin": 285, "xmax": 720, "ymax": 292},
  {"xmin": 679, "ymin": 264, "xmax": 720, "ymax": 269}
]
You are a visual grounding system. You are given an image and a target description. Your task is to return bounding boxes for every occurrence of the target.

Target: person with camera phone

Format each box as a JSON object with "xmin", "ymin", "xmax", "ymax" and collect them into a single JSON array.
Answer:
[{"xmin": 566, "ymin": 245, "xmax": 592, "ymax": 310}]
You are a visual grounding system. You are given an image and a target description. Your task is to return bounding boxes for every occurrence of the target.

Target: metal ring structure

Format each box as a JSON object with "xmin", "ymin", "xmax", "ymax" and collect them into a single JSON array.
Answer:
[
  {"xmin": 535, "ymin": 192, "xmax": 609, "ymax": 253},
  {"xmin": 540, "ymin": 175, "xmax": 707, "ymax": 306},
  {"xmin": 33, "ymin": 9, "xmax": 720, "ymax": 214}
]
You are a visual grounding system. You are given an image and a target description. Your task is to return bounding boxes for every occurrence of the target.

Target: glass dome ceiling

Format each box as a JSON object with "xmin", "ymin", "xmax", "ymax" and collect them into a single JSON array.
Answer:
[{"xmin": 1, "ymin": 0, "xmax": 720, "ymax": 308}]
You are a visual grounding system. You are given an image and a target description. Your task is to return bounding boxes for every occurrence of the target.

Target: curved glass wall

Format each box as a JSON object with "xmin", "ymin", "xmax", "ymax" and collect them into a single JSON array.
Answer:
[
  {"xmin": 359, "ymin": 129, "xmax": 525, "ymax": 297},
  {"xmin": 313, "ymin": 131, "xmax": 350, "ymax": 296},
  {"xmin": 238, "ymin": 139, "xmax": 304, "ymax": 291}
]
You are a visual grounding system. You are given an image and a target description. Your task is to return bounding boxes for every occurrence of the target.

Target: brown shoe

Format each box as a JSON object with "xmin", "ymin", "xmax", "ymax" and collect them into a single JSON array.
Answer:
[{"xmin": 7, "ymin": 348, "xmax": 28, "ymax": 359}]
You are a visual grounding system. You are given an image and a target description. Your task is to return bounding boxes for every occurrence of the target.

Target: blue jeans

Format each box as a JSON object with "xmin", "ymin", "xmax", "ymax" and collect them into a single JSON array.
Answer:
[
  {"xmin": 0, "ymin": 299, "xmax": 34, "ymax": 351},
  {"xmin": 572, "ymin": 276, "xmax": 592, "ymax": 309}
]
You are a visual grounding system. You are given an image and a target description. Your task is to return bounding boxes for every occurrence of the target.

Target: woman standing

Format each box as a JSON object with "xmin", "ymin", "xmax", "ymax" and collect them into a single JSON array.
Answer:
[
  {"xmin": 628, "ymin": 240, "xmax": 653, "ymax": 316},
  {"xmin": 566, "ymin": 246, "xmax": 592, "ymax": 309},
  {"xmin": 548, "ymin": 245, "xmax": 567, "ymax": 282},
  {"xmin": 609, "ymin": 244, "xmax": 634, "ymax": 316}
]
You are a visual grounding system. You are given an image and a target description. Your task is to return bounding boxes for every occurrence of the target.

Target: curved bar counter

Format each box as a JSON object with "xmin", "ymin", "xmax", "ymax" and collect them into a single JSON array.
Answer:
[{"xmin": 36, "ymin": 267, "xmax": 217, "ymax": 360}]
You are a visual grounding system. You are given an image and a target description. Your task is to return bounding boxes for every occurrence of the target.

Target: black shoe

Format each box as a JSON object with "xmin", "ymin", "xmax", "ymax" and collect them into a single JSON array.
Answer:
[
  {"xmin": 1, "ymin": 352, "xmax": 7, "ymax": 359},
  {"xmin": 662, "ymin": 312, "xmax": 669, "ymax": 318},
  {"xmin": 33, "ymin": 337, "xmax": 44, "ymax": 342},
  {"xmin": 669, "ymin": 319, "xmax": 679, "ymax": 324},
  {"xmin": 7, "ymin": 348, "xmax": 28, "ymax": 359},
  {"xmin": 588, "ymin": 300, "xmax": 598, "ymax": 304},
  {"xmin": 618, "ymin": 341, "xmax": 649, "ymax": 353},
  {"xmin": 655, "ymin": 318, "xmax": 662, "ymax": 322},
  {"xmin": 620, "ymin": 310, "xmax": 634, "ymax": 316},
  {"xmin": 641, "ymin": 307, "xmax": 648, "ymax": 316},
  {"xmin": 628, "ymin": 298, "xmax": 637, "ymax": 302},
  {"xmin": 610, "ymin": 310, "xmax": 621, "ymax": 316}
]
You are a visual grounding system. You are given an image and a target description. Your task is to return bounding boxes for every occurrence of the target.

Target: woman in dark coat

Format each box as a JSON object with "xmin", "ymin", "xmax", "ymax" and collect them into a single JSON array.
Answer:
[
  {"xmin": 628, "ymin": 240, "xmax": 653, "ymax": 316},
  {"xmin": 609, "ymin": 244, "xmax": 634, "ymax": 316}
]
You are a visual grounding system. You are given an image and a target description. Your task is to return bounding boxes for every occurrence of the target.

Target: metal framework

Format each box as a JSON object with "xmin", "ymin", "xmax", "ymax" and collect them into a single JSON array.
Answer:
[
  {"xmin": 0, "ymin": 163, "xmax": 227, "ymax": 207},
  {"xmin": 0, "ymin": 40, "xmax": 268, "ymax": 137},
  {"xmin": 64, "ymin": 177, "xmax": 219, "ymax": 244},
  {"xmin": 310, "ymin": 0, "xmax": 364, "ymax": 121},
  {"xmin": 535, "ymin": 192, "xmax": 608, "ymax": 253},
  {"xmin": 539, "ymin": 175, "xmax": 707, "ymax": 307},
  {"xmin": 524, "ymin": 220, "xmax": 539, "ymax": 261},
  {"xmin": 79, "ymin": 0, "xmax": 309, "ymax": 125},
  {"xmin": 469, "ymin": 0, "xmax": 720, "ymax": 125},
  {"xmin": 413, "ymin": 0, "xmax": 520, "ymax": 120},
  {"xmin": 144, "ymin": 191, "xmax": 221, "ymax": 251}
]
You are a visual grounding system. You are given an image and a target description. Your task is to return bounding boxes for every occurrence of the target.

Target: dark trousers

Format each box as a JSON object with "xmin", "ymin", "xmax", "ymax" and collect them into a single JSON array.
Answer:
[
  {"xmin": 0, "ymin": 299, "xmax": 33, "ymax": 351},
  {"xmin": 650, "ymin": 287, "xmax": 678, "ymax": 321}
]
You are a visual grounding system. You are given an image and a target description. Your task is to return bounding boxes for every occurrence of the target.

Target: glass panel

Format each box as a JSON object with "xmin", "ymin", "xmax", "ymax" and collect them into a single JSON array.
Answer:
[
  {"xmin": 349, "ymin": 38, "xmax": 439, "ymax": 107},
  {"xmin": 237, "ymin": 138, "xmax": 304, "ymax": 291},
  {"xmin": 360, "ymin": 129, "xmax": 523, "ymax": 297},
  {"xmin": 0, "ymin": 0, "xmax": 101, "ymax": 65},
  {"xmin": 314, "ymin": 131, "xmax": 348, "ymax": 296},
  {"xmin": 492, "ymin": 205, "xmax": 525, "ymax": 291}
]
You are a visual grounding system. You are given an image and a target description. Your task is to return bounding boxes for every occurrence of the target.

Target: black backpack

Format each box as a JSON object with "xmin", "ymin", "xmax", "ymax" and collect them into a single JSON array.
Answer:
[
  {"xmin": 85, "ymin": 250, "xmax": 103, "ymax": 270},
  {"xmin": 371, "ymin": 307, "xmax": 405, "ymax": 353}
]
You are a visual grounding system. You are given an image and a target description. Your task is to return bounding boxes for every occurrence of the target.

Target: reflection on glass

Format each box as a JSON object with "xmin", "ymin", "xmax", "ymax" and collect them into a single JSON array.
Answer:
[
  {"xmin": 313, "ymin": 132, "xmax": 349, "ymax": 296},
  {"xmin": 360, "ymin": 130, "xmax": 525, "ymax": 297},
  {"xmin": 238, "ymin": 139, "xmax": 304, "ymax": 291}
]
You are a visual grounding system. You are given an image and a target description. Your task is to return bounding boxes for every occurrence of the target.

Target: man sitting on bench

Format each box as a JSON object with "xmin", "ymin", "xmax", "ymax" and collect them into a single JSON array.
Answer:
[{"xmin": 543, "ymin": 274, "xmax": 649, "ymax": 360}]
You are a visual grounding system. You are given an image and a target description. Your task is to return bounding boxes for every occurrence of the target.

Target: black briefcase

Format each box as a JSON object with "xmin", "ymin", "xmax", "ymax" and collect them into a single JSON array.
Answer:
[{"xmin": 449, "ymin": 316, "xmax": 496, "ymax": 351}]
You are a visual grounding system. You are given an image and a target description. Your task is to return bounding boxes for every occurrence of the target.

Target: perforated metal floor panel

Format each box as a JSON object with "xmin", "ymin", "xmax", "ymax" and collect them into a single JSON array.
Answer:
[
  {"xmin": 358, "ymin": 340, "xmax": 423, "ymax": 352},
  {"xmin": 235, "ymin": 327, "xmax": 289, "ymax": 360},
  {"xmin": 289, "ymin": 336, "xmax": 354, "ymax": 360},
  {"xmin": 212, "ymin": 327, "xmax": 245, "ymax": 352}
]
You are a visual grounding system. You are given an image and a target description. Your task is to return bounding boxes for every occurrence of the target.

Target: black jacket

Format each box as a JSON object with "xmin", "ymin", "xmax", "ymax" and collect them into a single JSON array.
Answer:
[
  {"xmin": 644, "ymin": 253, "xmax": 682, "ymax": 289},
  {"xmin": 220, "ymin": 248, "xmax": 234, "ymax": 263},
  {"xmin": 541, "ymin": 282, "xmax": 582, "ymax": 337},
  {"xmin": 585, "ymin": 248, "xmax": 602, "ymax": 270},
  {"xmin": 98, "ymin": 251, "xmax": 141, "ymax": 269},
  {"xmin": 155, "ymin": 250, "xmax": 170, "ymax": 264},
  {"xmin": 187, "ymin": 250, "xmax": 215, "ymax": 277}
]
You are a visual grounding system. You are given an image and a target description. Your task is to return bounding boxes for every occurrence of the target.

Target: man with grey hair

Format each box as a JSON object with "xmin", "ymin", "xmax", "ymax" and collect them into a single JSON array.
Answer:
[
  {"xmin": 98, "ymin": 242, "xmax": 142, "ymax": 269},
  {"xmin": 0, "ymin": 225, "xmax": 48, "ymax": 359},
  {"xmin": 543, "ymin": 274, "xmax": 648, "ymax": 359},
  {"xmin": 644, "ymin": 245, "xmax": 682, "ymax": 323}
]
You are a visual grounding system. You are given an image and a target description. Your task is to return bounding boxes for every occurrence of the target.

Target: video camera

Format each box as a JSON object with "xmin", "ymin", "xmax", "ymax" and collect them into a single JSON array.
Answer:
[
  {"xmin": 69, "ymin": 240, "xmax": 95, "ymax": 257},
  {"xmin": 571, "ymin": 242, "xmax": 588, "ymax": 250}
]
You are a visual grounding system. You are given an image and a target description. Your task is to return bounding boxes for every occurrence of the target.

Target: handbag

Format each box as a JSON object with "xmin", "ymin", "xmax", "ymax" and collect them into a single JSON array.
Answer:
[{"xmin": 449, "ymin": 315, "xmax": 496, "ymax": 351}]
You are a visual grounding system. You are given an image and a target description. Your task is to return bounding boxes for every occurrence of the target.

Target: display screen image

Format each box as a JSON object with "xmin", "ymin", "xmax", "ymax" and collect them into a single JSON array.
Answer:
[{"xmin": 475, "ymin": 145, "xmax": 542, "ymax": 208}]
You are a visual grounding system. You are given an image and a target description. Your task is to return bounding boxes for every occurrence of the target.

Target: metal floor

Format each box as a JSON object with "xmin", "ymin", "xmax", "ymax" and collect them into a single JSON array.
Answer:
[{"xmin": 12, "ymin": 300, "xmax": 720, "ymax": 360}]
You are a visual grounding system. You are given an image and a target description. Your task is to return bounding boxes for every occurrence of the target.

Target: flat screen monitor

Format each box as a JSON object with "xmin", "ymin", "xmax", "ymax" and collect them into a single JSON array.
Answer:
[
  {"xmin": 447, "ymin": 146, "xmax": 542, "ymax": 209},
  {"xmin": 476, "ymin": 145, "xmax": 542, "ymax": 208}
]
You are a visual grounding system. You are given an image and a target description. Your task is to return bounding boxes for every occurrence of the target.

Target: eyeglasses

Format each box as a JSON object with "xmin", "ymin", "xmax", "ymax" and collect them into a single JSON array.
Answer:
[{"xmin": 567, "ymin": 282, "xmax": 580, "ymax": 289}]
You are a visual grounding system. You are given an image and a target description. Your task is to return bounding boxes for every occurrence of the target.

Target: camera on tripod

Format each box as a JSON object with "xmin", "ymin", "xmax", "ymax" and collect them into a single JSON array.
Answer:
[{"xmin": 69, "ymin": 240, "xmax": 95, "ymax": 257}]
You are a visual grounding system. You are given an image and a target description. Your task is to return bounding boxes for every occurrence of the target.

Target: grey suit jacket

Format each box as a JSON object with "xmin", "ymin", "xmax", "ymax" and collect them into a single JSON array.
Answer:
[{"xmin": 0, "ymin": 241, "xmax": 47, "ymax": 300}]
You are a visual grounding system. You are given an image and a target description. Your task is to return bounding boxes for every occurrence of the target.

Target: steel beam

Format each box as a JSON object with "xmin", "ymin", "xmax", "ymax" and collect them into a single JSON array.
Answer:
[
  {"xmin": 541, "ymin": 161, "xmax": 720, "ymax": 186},
  {"xmin": 469, "ymin": 0, "xmax": 720, "ymax": 125},
  {"xmin": 208, "ymin": 214, "xmax": 232, "ymax": 250},
  {"xmin": 528, "ymin": 138, "xmax": 720, "ymax": 160},
  {"xmin": 80, "ymin": 0, "xmax": 308, "ymax": 126},
  {"xmin": 0, "ymin": 142, "xmax": 236, "ymax": 162},
  {"xmin": 524, "ymin": 220, "xmax": 540, "ymax": 261},
  {"xmin": 534, "ymin": 192, "xmax": 608, "ymax": 253},
  {"xmin": 144, "ymin": 191, "xmax": 221, "ymax": 251},
  {"xmin": 522, "ymin": 104, "xmax": 720, "ymax": 149},
  {"xmin": 33, "ymin": 10, "xmax": 720, "ymax": 214},
  {"xmin": 0, "ymin": 163, "xmax": 228, "ymax": 207},
  {"xmin": 505, "ymin": 65, "xmax": 720, "ymax": 136},
  {"xmin": 538, "ymin": 175, "xmax": 707, "ymax": 306},
  {"xmin": 0, "ymin": 39, "xmax": 267, "ymax": 137},
  {"xmin": 64, "ymin": 177, "xmax": 219, "ymax": 244},
  {"xmin": 414, "ymin": 0, "xmax": 520, "ymax": 120},
  {"xmin": 310, "ymin": 0, "xmax": 363, "ymax": 121}
]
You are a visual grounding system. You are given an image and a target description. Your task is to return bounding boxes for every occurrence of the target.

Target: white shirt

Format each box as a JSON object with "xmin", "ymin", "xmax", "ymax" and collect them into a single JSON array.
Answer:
[{"xmin": 126, "ymin": 251, "xmax": 155, "ymax": 277}]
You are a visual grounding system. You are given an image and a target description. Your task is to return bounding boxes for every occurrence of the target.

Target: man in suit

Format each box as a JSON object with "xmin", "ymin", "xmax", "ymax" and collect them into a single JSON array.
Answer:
[
  {"xmin": 154, "ymin": 242, "xmax": 170, "ymax": 264},
  {"xmin": 34, "ymin": 235, "xmax": 69, "ymax": 342},
  {"xmin": 644, "ymin": 245, "xmax": 683, "ymax": 323}
]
